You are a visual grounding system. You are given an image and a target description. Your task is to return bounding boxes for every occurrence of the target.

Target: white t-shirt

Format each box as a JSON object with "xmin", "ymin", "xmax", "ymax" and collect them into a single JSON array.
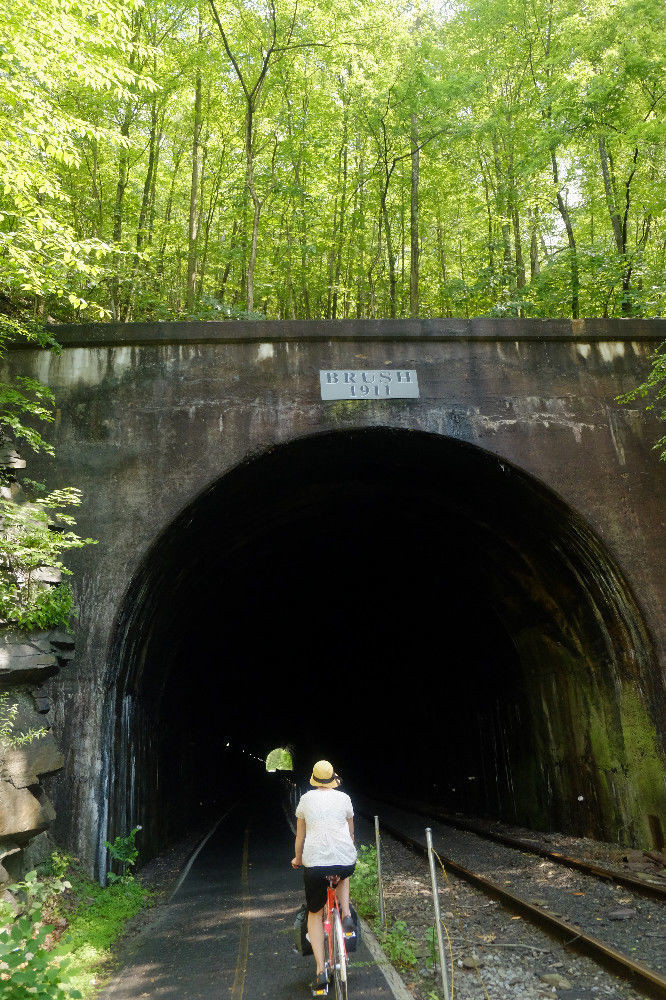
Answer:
[{"xmin": 295, "ymin": 789, "xmax": 357, "ymax": 868}]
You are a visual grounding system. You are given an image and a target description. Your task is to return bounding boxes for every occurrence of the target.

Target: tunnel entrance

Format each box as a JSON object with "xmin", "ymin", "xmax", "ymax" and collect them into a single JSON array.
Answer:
[{"xmin": 106, "ymin": 428, "xmax": 662, "ymax": 867}]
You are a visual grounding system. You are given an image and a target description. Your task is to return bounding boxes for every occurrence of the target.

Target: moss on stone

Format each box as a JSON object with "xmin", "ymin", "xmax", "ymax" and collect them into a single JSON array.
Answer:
[
  {"xmin": 326, "ymin": 401, "xmax": 359, "ymax": 420},
  {"xmin": 511, "ymin": 626, "xmax": 666, "ymax": 847},
  {"xmin": 325, "ymin": 398, "xmax": 411, "ymax": 421},
  {"xmin": 618, "ymin": 685, "xmax": 666, "ymax": 844}
]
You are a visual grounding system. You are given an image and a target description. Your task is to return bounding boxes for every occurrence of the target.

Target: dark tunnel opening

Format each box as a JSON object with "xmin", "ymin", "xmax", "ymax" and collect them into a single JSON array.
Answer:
[{"xmin": 106, "ymin": 427, "xmax": 661, "ymax": 869}]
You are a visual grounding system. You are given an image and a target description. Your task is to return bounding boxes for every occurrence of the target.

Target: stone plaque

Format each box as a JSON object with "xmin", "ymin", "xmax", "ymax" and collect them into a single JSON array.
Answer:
[{"xmin": 320, "ymin": 369, "xmax": 419, "ymax": 400}]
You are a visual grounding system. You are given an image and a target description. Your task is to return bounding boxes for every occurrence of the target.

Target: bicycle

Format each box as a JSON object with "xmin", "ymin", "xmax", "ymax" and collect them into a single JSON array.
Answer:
[{"xmin": 313, "ymin": 874, "xmax": 352, "ymax": 1000}]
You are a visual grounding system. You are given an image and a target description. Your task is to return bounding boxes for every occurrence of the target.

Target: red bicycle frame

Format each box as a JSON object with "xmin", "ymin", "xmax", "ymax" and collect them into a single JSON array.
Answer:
[{"xmin": 324, "ymin": 876, "xmax": 347, "ymax": 979}]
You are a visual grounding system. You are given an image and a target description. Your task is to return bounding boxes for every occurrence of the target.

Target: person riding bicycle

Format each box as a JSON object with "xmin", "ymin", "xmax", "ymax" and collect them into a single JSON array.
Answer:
[{"xmin": 291, "ymin": 760, "xmax": 357, "ymax": 995}]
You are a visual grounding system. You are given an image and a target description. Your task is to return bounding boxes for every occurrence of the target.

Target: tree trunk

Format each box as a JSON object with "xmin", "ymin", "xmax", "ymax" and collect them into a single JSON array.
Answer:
[
  {"xmin": 598, "ymin": 136, "xmax": 637, "ymax": 315},
  {"xmin": 136, "ymin": 98, "xmax": 160, "ymax": 255},
  {"xmin": 512, "ymin": 207, "xmax": 526, "ymax": 289},
  {"xmin": 436, "ymin": 215, "xmax": 448, "ymax": 316},
  {"xmin": 110, "ymin": 108, "xmax": 132, "ymax": 320},
  {"xmin": 410, "ymin": 113, "xmax": 420, "ymax": 317},
  {"xmin": 381, "ymin": 187, "xmax": 397, "ymax": 318},
  {"xmin": 598, "ymin": 137, "xmax": 624, "ymax": 254},
  {"xmin": 186, "ymin": 59, "xmax": 203, "ymax": 313},
  {"xmin": 551, "ymin": 150, "xmax": 579, "ymax": 318},
  {"xmin": 332, "ymin": 137, "xmax": 348, "ymax": 319},
  {"xmin": 492, "ymin": 135, "xmax": 512, "ymax": 287},
  {"xmin": 299, "ymin": 160, "xmax": 310, "ymax": 319},
  {"xmin": 219, "ymin": 218, "xmax": 239, "ymax": 302},
  {"xmin": 326, "ymin": 142, "xmax": 343, "ymax": 318},
  {"xmin": 529, "ymin": 208, "xmax": 540, "ymax": 279},
  {"xmin": 478, "ymin": 153, "xmax": 494, "ymax": 279},
  {"xmin": 109, "ymin": 17, "xmax": 139, "ymax": 321},
  {"xmin": 245, "ymin": 108, "xmax": 262, "ymax": 314},
  {"xmin": 159, "ymin": 145, "xmax": 185, "ymax": 273},
  {"xmin": 356, "ymin": 149, "xmax": 365, "ymax": 318},
  {"xmin": 367, "ymin": 213, "xmax": 383, "ymax": 318},
  {"xmin": 147, "ymin": 115, "xmax": 163, "ymax": 246},
  {"xmin": 199, "ymin": 152, "xmax": 224, "ymax": 300}
]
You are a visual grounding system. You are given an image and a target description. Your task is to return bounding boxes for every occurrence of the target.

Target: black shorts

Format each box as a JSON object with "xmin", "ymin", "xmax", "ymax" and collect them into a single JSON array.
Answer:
[{"xmin": 303, "ymin": 863, "xmax": 356, "ymax": 913}]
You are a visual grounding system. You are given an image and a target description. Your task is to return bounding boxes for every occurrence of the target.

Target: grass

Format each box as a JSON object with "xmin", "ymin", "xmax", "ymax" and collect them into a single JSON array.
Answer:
[
  {"xmin": 59, "ymin": 869, "xmax": 153, "ymax": 997},
  {"xmin": 34, "ymin": 853, "xmax": 154, "ymax": 998}
]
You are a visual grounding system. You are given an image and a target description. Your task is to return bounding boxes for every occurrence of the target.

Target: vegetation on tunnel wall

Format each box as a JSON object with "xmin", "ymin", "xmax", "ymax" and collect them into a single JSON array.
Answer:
[
  {"xmin": 0, "ymin": 374, "xmax": 97, "ymax": 632},
  {"xmin": 0, "ymin": 486, "xmax": 96, "ymax": 631}
]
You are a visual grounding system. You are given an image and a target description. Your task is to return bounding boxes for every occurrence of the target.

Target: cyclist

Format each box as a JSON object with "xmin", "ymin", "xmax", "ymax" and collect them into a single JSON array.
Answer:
[{"xmin": 291, "ymin": 760, "xmax": 357, "ymax": 995}]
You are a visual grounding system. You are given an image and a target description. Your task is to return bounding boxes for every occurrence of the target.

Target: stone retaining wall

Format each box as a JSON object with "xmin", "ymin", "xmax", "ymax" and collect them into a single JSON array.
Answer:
[
  {"xmin": 0, "ymin": 447, "xmax": 70, "ymax": 885},
  {"xmin": 0, "ymin": 630, "xmax": 70, "ymax": 884}
]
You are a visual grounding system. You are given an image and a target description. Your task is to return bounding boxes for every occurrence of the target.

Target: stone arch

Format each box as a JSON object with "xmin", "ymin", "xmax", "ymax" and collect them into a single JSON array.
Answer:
[{"xmin": 103, "ymin": 426, "xmax": 665, "ymax": 872}]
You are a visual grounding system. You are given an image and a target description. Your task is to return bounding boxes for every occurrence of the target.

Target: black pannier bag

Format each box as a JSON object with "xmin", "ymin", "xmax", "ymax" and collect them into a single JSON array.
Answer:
[
  {"xmin": 345, "ymin": 904, "xmax": 361, "ymax": 953},
  {"xmin": 293, "ymin": 903, "xmax": 313, "ymax": 955},
  {"xmin": 292, "ymin": 904, "xmax": 361, "ymax": 956}
]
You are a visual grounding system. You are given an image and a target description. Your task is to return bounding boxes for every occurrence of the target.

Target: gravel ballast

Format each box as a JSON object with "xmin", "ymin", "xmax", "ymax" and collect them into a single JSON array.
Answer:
[{"xmin": 355, "ymin": 806, "xmax": 664, "ymax": 1000}]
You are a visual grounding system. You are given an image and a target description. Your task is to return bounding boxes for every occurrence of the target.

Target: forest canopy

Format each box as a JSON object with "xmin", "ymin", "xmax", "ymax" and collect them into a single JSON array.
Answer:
[{"xmin": 1, "ymin": 0, "xmax": 665, "ymax": 324}]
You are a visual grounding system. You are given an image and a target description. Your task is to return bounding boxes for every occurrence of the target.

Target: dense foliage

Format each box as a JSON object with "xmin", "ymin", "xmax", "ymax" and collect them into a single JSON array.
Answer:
[
  {"xmin": 0, "ymin": 0, "xmax": 665, "ymax": 325},
  {"xmin": 0, "ymin": 482, "xmax": 96, "ymax": 630},
  {"xmin": 0, "ymin": 855, "xmax": 152, "ymax": 1000},
  {"xmin": 0, "ymin": 869, "xmax": 81, "ymax": 1000}
]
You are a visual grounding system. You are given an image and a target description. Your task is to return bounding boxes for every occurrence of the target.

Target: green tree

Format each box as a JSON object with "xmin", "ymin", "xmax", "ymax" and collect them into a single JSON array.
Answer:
[
  {"xmin": 0, "ymin": 0, "xmax": 155, "ymax": 320},
  {"xmin": 0, "ymin": 487, "xmax": 96, "ymax": 631},
  {"xmin": 1, "ymin": 0, "xmax": 665, "ymax": 323}
]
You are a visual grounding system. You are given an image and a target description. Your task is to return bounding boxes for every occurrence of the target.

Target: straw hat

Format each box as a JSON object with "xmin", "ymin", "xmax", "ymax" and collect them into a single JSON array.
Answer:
[{"xmin": 310, "ymin": 760, "xmax": 341, "ymax": 788}]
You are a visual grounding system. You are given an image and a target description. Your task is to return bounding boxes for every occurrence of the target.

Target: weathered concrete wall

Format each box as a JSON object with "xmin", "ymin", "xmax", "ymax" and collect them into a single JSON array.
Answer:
[{"xmin": 2, "ymin": 318, "xmax": 665, "ymax": 871}]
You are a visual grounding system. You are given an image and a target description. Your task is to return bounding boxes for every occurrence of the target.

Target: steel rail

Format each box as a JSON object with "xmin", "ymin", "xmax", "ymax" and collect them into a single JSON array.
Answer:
[
  {"xmin": 363, "ymin": 811, "xmax": 666, "ymax": 999},
  {"xmin": 372, "ymin": 795, "xmax": 666, "ymax": 902}
]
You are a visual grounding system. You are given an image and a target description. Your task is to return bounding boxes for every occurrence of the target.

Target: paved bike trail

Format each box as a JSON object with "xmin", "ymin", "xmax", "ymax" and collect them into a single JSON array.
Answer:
[{"xmin": 99, "ymin": 794, "xmax": 397, "ymax": 1000}]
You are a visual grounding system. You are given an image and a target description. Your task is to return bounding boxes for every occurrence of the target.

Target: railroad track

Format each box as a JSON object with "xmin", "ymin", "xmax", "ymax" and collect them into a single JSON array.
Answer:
[
  {"xmin": 359, "ymin": 798, "xmax": 666, "ymax": 999},
  {"xmin": 373, "ymin": 794, "xmax": 666, "ymax": 902}
]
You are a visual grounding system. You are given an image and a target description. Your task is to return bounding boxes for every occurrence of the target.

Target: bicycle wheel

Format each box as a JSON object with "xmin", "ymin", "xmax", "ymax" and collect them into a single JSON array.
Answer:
[{"xmin": 331, "ymin": 909, "xmax": 348, "ymax": 1000}]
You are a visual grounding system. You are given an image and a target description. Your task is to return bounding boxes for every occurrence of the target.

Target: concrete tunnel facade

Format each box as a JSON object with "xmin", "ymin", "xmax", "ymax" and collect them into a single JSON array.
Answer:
[{"xmin": 2, "ymin": 318, "xmax": 665, "ymax": 875}]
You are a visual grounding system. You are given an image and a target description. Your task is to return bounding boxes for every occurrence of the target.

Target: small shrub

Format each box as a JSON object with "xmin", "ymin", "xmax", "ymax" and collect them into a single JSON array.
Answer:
[
  {"xmin": 0, "ymin": 869, "xmax": 80, "ymax": 1000},
  {"xmin": 350, "ymin": 848, "xmax": 417, "ymax": 969},
  {"xmin": 0, "ymin": 911, "xmax": 81, "ymax": 1000},
  {"xmin": 378, "ymin": 919, "xmax": 418, "ymax": 969},
  {"xmin": 350, "ymin": 844, "xmax": 379, "ymax": 922},
  {"xmin": 39, "ymin": 852, "xmax": 77, "ymax": 882},
  {"xmin": 3, "ymin": 583, "xmax": 76, "ymax": 632},
  {"xmin": 0, "ymin": 692, "xmax": 47, "ymax": 768},
  {"xmin": 0, "ymin": 487, "xmax": 96, "ymax": 631},
  {"xmin": 105, "ymin": 826, "xmax": 142, "ymax": 883}
]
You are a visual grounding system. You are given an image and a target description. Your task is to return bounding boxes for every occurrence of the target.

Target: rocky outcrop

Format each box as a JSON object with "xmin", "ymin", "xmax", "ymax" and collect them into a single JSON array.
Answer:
[
  {"xmin": 0, "ymin": 630, "xmax": 72, "ymax": 885},
  {"xmin": 0, "ymin": 782, "xmax": 56, "ymax": 838},
  {"xmin": 0, "ymin": 635, "xmax": 59, "ymax": 685}
]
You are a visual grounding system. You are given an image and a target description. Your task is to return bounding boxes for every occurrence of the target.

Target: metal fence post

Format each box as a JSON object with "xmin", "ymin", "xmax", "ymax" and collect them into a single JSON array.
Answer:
[
  {"xmin": 426, "ymin": 828, "xmax": 450, "ymax": 1000},
  {"xmin": 374, "ymin": 815, "xmax": 386, "ymax": 929}
]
